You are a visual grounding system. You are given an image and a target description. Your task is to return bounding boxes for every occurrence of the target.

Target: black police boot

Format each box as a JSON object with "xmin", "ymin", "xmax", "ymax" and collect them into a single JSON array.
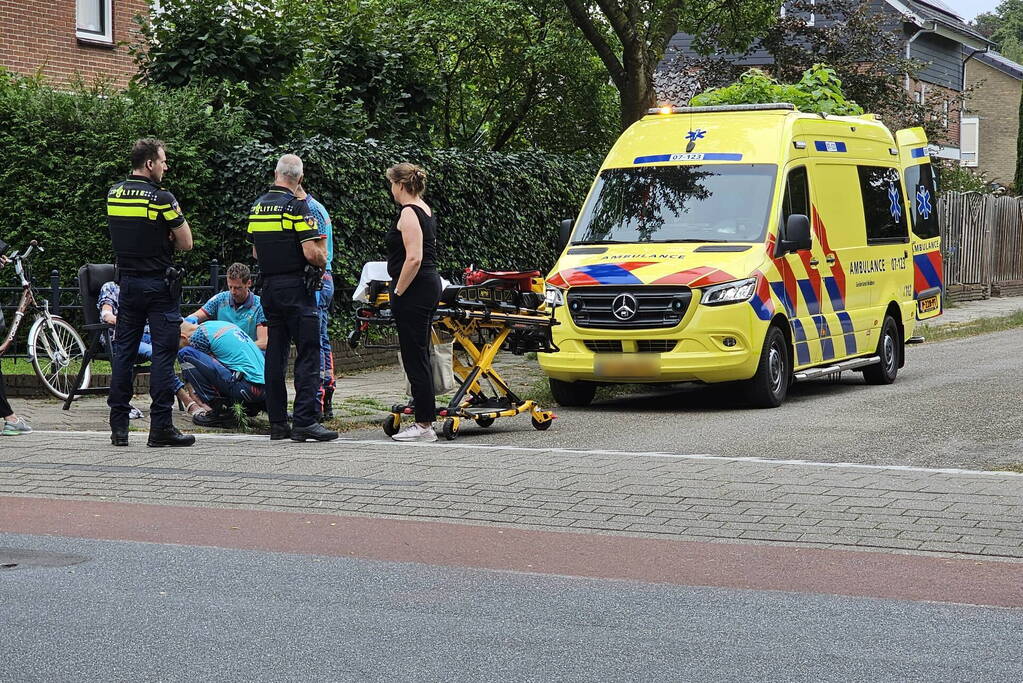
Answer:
[
  {"xmin": 322, "ymin": 387, "xmax": 335, "ymax": 421},
  {"xmin": 270, "ymin": 422, "xmax": 292, "ymax": 441},
  {"xmin": 111, "ymin": 429, "xmax": 129, "ymax": 447},
  {"xmin": 290, "ymin": 423, "xmax": 339, "ymax": 442},
  {"xmin": 147, "ymin": 426, "xmax": 196, "ymax": 448}
]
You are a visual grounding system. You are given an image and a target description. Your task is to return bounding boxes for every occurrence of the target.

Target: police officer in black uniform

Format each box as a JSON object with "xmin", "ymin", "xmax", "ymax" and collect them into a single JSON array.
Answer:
[
  {"xmin": 107, "ymin": 138, "xmax": 195, "ymax": 447},
  {"xmin": 248, "ymin": 154, "xmax": 338, "ymax": 442}
]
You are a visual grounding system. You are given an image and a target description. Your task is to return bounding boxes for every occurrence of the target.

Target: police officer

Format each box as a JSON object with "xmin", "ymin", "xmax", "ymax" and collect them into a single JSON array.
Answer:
[
  {"xmin": 248, "ymin": 154, "xmax": 338, "ymax": 442},
  {"xmin": 107, "ymin": 138, "xmax": 195, "ymax": 447}
]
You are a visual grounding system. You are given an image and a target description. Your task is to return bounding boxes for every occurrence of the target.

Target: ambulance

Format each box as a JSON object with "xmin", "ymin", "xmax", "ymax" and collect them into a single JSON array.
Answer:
[{"xmin": 539, "ymin": 103, "xmax": 943, "ymax": 408}]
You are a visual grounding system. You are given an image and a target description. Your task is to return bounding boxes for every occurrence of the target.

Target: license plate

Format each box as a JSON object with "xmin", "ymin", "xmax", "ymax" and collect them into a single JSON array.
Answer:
[
  {"xmin": 919, "ymin": 295, "xmax": 939, "ymax": 313},
  {"xmin": 594, "ymin": 354, "xmax": 661, "ymax": 379}
]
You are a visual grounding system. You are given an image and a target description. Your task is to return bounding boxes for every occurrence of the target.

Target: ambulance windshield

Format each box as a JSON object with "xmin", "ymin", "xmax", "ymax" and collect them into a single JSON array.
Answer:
[{"xmin": 573, "ymin": 164, "xmax": 776, "ymax": 244}]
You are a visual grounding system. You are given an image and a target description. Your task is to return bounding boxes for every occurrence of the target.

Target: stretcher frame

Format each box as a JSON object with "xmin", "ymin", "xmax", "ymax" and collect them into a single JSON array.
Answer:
[{"xmin": 351, "ymin": 282, "xmax": 558, "ymax": 440}]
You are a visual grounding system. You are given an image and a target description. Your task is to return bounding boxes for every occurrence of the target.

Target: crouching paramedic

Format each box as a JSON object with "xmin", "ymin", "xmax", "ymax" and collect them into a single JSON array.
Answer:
[{"xmin": 178, "ymin": 320, "xmax": 265, "ymax": 427}]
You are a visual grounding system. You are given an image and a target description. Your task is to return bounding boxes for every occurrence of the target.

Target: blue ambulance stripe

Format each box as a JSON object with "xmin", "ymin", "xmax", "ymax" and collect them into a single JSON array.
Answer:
[
  {"xmin": 633, "ymin": 154, "xmax": 672, "ymax": 164},
  {"xmin": 577, "ymin": 263, "xmax": 643, "ymax": 285},
  {"xmin": 814, "ymin": 315, "xmax": 835, "ymax": 361},
  {"xmin": 823, "ymin": 276, "xmax": 845, "ymax": 312},
  {"xmin": 910, "ymin": 147, "xmax": 927, "ymax": 159},
  {"xmin": 797, "ymin": 279, "xmax": 821, "ymax": 315},
  {"xmin": 632, "ymin": 153, "xmax": 744, "ymax": 164},
  {"xmin": 814, "ymin": 141, "xmax": 848, "ymax": 152},
  {"xmin": 790, "ymin": 319, "xmax": 811, "ymax": 365},
  {"xmin": 770, "ymin": 281, "xmax": 796, "ymax": 317},
  {"xmin": 837, "ymin": 311, "xmax": 857, "ymax": 354},
  {"xmin": 913, "ymin": 254, "xmax": 942, "ymax": 290},
  {"xmin": 699, "ymin": 153, "xmax": 744, "ymax": 161},
  {"xmin": 749, "ymin": 296, "xmax": 773, "ymax": 321}
]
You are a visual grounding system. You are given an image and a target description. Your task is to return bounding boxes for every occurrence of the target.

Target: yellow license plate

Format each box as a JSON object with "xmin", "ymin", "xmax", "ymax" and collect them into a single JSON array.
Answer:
[
  {"xmin": 919, "ymin": 295, "xmax": 939, "ymax": 313},
  {"xmin": 594, "ymin": 354, "xmax": 661, "ymax": 379}
]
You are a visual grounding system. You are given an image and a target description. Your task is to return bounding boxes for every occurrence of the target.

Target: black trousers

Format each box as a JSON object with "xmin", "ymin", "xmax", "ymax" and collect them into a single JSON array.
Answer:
[
  {"xmin": 0, "ymin": 364, "xmax": 13, "ymax": 418},
  {"xmin": 392, "ymin": 271, "xmax": 442, "ymax": 424},
  {"xmin": 261, "ymin": 274, "xmax": 320, "ymax": 428},
  {"xmin": 108, "ymin": 274, "xmax": 180, "ymax": 432}
]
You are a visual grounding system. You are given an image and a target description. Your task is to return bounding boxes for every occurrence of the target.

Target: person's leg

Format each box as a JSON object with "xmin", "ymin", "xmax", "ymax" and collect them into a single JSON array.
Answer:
[
  {"xmin": 0, "ymin": 363, "xmax": 14, "ymax": 419},
  {"xmin": 291, "ymin": 294, "xmax": 322, "ymax": 428},
  {"xmin": 1, "ymin": 364, "xmax": 29, "ymax": 433},
  {"xmin": 262, "ymin": 284, "xmax": 291, "ymax": 426},
  {"xmin": 146, "ymin": 286, "xmax": 180, "ymax": 432},
  {"xmin": 316, "ymin": 273, "xmax": 335, "ymax": 415},
  {"xmin": 108, "ymin": 277, "xmax": 147, "ymax": 434},
  {"xmin": 178, "ymin": 346, "xmax": 225, "ymax": 406},
  {"xmin": 395, "ymin": 288, "xmax": 437, "ymax": 427}
]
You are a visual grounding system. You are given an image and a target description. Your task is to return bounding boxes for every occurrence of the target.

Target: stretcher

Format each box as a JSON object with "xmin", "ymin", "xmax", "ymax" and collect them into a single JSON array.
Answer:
[{"xmin": 349, "ymin": 265, "xmax": 558, "ymax": 440}]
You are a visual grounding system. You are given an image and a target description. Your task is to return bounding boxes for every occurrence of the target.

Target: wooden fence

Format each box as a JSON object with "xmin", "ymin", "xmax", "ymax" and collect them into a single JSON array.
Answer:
[{"xmin": 941, "ymin": 192, "xmax": 1023, "ymax": 299}]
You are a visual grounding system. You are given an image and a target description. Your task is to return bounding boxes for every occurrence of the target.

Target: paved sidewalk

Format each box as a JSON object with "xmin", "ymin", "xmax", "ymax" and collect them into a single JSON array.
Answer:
[{"xmin": 2, "ymin": 431, "xmax": 1022, "ymax": 562}]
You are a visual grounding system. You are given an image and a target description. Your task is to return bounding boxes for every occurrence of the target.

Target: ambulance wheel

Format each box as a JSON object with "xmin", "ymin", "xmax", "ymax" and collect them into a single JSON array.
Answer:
[
  {"xmin": 531, "ymin": 416, "xmax": 552, "ymax": 431},
  {"xmin": 475, "ymin": 416, "xmax": 495, "ymax": 428},
  {"xmin": 863, "ymin": 315, "xmax": 900, "ymax": 385},
  {"xmin": 442, "ymin": 418, "xmax": 459, "ymax": 440},
  {"xmin": 382, "ymin": 415, "xmax": 400, "ymax": 436},
  {"xmin": 746, "ymin": 326, "xmax": 789, "ymax": 408},
  {"xmin": 549, "ymin": 378, "xmax": 596, "ymax": 407}
]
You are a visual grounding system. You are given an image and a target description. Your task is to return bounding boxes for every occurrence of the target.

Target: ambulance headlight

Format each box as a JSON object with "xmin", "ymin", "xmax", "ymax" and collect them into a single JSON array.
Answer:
[
  {"xmin": 700, "ymin": 277, "xmax": 757, "ymax": 306},
  {"xmin": 544, "ymin": 285, "xmax": 565, "ymax": 308}
]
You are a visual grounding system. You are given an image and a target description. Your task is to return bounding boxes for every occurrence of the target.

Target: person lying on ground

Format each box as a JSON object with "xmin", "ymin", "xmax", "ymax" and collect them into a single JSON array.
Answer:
[
  {"xmin": 183, "ymin": 262, "xmax": 268, "ymax": 350},
  {"xmin": 178, "ymin": 320, "xmax": 266, "ymax": 427},
  {"xmin": 99, "ymin": 281, "xmax": 210, "ymax": 419}
]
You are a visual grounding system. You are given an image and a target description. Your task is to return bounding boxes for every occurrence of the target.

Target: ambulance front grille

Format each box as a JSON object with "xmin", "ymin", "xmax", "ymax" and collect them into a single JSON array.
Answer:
[{"xmin": 567, "ymin": 286, "xmax": 692, "ymax": 330}]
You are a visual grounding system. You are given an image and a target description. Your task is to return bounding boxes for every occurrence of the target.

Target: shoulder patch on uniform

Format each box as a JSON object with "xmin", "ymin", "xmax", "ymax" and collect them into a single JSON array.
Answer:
[{"xmin": 305, "ymin": 216, "xmax": 317, "ymax": 227}]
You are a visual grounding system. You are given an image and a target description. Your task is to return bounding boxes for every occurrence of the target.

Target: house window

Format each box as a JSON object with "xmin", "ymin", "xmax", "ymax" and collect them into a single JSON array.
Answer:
[
  {"xmin": 76, "ymin": 0, "xmax": 113, "ymax": 43},
  {"xmin": 781, "ymin": 0, "xmax": 816, "ymax": 26},
  {"xmin": 960, "ymin": 117, "xmax": 979, "ymax": 167}
]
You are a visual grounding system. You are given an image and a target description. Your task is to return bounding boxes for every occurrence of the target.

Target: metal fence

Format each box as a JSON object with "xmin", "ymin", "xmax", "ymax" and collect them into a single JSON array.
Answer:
[
  {"xmin": 941, "ymin": 192, "xmax": 1023, "ymax": 287},
  {"xmin": 0, "ymin": 260, "xmax": 356, "ymax": 363}
]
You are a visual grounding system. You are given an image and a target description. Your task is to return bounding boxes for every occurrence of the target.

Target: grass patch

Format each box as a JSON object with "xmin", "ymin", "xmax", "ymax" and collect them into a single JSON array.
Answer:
[
  {"xmin": 334, "ymin": 396, "xmax": 392, "ymax": 418},
  {"xmin": 523, "ymin": 375, "xmax": 649, "ymax": 404},
  {"xmin": 1, "ymin": 357, "xmax": 112, "ymax": 375},
  {"xmin": 918, "ymin": 311, "xmax": 1023, "ymax": 343},
  {"xmin": 994, "ymin": 464, "xmax": 1023, "ymax": 474}
]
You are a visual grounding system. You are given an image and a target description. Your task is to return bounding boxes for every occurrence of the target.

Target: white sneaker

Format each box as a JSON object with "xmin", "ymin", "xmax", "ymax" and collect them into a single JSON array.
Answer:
[
  {"xmin": 128, "ymin": 405, "xmax": 145, "ymax": 420},
  {"xmin": 391, "ymin": 423, "xmax": 438, "ymax": 442}
]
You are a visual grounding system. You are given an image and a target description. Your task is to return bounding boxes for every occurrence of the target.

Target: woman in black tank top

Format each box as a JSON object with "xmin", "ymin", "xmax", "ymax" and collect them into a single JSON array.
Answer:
[{"xmin": 385, "ymin": 162, "xmax": 442, "ymax": 442}]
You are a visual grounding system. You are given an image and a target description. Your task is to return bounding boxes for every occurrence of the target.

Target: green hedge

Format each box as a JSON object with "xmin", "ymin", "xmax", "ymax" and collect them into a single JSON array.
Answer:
[{"xmin": 0, "ymin": 72, "xmax": 598, "ymax": 295}]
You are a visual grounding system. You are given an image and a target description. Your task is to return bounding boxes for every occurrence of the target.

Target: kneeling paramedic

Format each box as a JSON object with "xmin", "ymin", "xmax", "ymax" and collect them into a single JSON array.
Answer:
[
  {"xmin": 178, "ymin": 320, "xmax": 265, "ymax": 426},
  {"xmin": 106, "ymin": 138, "xmax": 195, "ymax": 448},
  {"xmin": 247, "ymin": 154, "xmax": 338, "ymax": 442}
]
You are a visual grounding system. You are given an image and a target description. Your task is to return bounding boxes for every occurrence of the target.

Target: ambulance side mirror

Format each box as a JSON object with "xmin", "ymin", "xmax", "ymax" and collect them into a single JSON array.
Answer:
[
  {"xmin": 557, "ymin": 219, "xmax": 573, "ymax": 252},
  {"xmin": 781, "ymin": 214, "xmax": 812, "ymax": 253}
]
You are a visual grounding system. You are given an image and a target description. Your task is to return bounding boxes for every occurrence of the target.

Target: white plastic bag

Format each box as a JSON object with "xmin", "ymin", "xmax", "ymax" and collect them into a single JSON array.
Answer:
[{"xmin": 399, "ymin": 340, "xmax": 456, "ymax": 396}]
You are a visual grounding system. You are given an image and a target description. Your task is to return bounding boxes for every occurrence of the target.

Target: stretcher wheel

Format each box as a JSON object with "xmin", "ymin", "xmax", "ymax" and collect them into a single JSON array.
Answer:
[
  {"xmin": 382, "ymin": 414, "xmax": 400, "ymax": 436},
  {"xmin": 442, "ymin": 418, "xmax": 459, "ymax": 440},
  {"xmin": 531, "ymin": 416, "xmax": 552, "ymax": 431},
  {"xmin": 475, "ymin": 416, "xmax": 495, "ymax": 428}
]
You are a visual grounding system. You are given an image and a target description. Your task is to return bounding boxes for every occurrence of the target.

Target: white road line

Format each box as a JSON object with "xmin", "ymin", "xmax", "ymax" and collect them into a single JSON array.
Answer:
[{"xmin": 26, "ymin": 430, "xmax": 1023, "ymax": 478}]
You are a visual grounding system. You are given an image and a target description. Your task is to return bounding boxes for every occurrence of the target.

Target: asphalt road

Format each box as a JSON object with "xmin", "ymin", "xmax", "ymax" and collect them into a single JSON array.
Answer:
[
  {"xmin": 347, "ymin": 330, "xmax": 1023, "ymax": 470},
  {"xmin": 2, "ymin": 531, "xmax": 1021, "ymax": 683}
]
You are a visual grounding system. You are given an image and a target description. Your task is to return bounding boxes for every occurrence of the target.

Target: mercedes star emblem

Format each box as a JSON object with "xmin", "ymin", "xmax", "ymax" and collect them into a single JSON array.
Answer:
[{"xmin": 612, "ymin": 293, "xmax": 638, "ymax": 321}]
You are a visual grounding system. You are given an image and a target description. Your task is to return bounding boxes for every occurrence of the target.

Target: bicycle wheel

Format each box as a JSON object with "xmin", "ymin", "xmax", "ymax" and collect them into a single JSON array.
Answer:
[{"xmin": 28, "ymin": 316, "xmax": 90, "ymax": 401}]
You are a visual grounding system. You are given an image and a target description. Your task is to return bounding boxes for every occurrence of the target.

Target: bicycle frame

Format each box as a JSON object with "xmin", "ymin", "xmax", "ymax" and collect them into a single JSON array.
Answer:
[{"xmin": 0, "ymin": 245, "xmax": 41, "ymax": 357}]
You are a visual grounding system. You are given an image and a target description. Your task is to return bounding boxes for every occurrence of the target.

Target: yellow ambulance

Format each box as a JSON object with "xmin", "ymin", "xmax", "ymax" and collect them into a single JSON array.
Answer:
[{"xmin": 539, "ymin": 103, "xmax": 943, "ymax": 408}]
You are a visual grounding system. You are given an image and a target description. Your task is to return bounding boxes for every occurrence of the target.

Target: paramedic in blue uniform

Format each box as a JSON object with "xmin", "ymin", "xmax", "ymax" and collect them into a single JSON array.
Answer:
[
  {"xmin": 247, "ymin": 154, "xmax": 338, "ymax": 442},
  {"xmin": 106, "ymin": 138, "xmax": 195, "ymax": 448}
]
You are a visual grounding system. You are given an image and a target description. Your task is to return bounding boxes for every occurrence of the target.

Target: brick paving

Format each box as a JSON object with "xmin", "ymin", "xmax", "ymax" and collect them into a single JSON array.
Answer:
[{"xmin": 3, "ymin": 431, "xmax": 1022, "ymax": 561}]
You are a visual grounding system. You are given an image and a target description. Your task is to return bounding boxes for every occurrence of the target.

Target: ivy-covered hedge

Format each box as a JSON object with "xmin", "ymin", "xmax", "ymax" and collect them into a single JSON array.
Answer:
[{"xmin": 0, "ymin": 72, "xmax": 598, "ymax": 293}]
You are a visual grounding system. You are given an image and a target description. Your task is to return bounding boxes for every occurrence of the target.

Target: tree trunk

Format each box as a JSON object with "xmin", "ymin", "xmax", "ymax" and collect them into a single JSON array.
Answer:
[{"xmin": 619, "ymin": 49, "xmax": 656, "ymax": 130}]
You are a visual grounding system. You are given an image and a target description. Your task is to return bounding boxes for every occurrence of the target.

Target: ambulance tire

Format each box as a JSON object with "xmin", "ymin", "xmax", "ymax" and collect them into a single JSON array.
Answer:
[
  {"xmin": 746, "ymin": 326, "xmax": 790, "ymax": 409},
  {"xmin": 549, "ymin": 378, "xmax": 596, "ymax": 407},
  {"xmin": 863, "ymin": 315, "xmax": 900, "ymax": 385}
]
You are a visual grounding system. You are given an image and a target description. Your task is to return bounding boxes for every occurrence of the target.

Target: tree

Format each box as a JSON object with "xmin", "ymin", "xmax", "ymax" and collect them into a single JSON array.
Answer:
[
  {"xmin": 561, "ymin": 0, "xmax": 781, "ymax": 130},
  {"xmin": 975, "ymin": 0, "xmax": 1023, "ymax": 64},
  {"xmin": 373, "ymin": 0, "xmax": 618, "ymax": 152}
]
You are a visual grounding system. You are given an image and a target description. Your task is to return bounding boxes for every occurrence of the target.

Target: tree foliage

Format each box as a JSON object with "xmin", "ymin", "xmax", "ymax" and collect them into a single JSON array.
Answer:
[
  {"xmin": 975, "ymin": 0, "xmax": 1023, "ymax": 64},
  {"xmin": 562, "ymin": 0, "xmax": 781, "ymax": 130},
  {"xmin": 690, "ymin": 65, "xmax": 864, "ymax": 115}
]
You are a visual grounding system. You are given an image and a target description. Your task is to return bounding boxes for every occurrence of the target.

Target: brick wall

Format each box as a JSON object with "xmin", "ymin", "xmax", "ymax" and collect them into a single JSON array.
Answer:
[
  {"xmin": 907, "ymin": 78, "xmax": 961, "ymax": 149},
  {"xmin": 0, "ymin": 0, "xmax": 148, "ymax": 88},
  {"xmin": 965, "ymin": 60, "xmax": 1022, "ymax": 186}
]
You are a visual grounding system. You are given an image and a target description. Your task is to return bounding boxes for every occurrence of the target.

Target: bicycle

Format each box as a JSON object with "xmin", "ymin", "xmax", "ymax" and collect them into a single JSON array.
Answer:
[{"xmin": 0, "ymin": 239, "xmax": 89, "ymax": 400}]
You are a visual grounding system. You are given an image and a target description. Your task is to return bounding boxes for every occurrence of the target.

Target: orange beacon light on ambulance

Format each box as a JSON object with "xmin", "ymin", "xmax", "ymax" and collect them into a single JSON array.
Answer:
[{"xmin": 539, "ymin": 103, "xmax": 942, "ymax": 408}]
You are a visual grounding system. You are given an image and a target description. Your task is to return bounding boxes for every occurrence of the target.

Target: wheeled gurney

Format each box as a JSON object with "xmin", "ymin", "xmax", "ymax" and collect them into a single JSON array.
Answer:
[{"xmin": 349, "ymin": 266, "xmax": 558, "ymax": 440}]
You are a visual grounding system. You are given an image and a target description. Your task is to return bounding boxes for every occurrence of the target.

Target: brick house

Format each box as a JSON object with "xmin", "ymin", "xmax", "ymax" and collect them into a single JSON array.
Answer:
[
  {"xmin": 659, "ymin": 0, "xmax": 990, "ymax": 162},
  {"xmin": 963, "ymin": 51, "xmax": 1023, "ymax": 187},
  {"xmin": 0, "ymin": 0, "xmax": 151, "ymax": 89}
]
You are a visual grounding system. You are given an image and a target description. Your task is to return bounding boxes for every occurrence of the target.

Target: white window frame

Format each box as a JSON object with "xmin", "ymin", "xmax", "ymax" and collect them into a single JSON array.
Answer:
[
  {"xmin": 960, "ymin": 117, "xmax": 979, "ymax": 168},
  {"xmin": 781, "ymin": 0, "xmax": 816, "ymax": 26},
  {"xmin": 76, "ymin": 0, "xmax": 113, "ymax": 44}
]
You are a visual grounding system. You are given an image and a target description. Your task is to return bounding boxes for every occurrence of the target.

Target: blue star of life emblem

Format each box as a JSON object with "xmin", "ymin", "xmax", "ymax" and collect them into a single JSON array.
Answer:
[
  {"xmin": 685, "ymin": 129, "xmax": 707, "ymax": 142},
  {"xmin": 888, "ymin": 183, "xmax": 902, "ymax": 222},
  {"xmin": 916, "ymin": 186, "xmax": 933, "ymax": 220}
]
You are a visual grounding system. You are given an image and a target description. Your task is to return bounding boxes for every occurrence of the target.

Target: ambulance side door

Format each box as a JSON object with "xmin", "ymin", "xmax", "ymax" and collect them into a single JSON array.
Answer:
[{"xmin": 905, "ymin": 159, "xmax": 943, "ymax": 319}]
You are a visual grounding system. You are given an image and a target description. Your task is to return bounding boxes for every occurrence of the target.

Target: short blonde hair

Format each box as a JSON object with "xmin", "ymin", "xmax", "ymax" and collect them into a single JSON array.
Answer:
[{"xmin": 386, "ymin": 162, "xmax": 427, "ymax": 196}]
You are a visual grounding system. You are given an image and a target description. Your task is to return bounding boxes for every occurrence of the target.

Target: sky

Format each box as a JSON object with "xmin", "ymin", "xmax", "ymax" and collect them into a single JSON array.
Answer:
[{"xmin": 937, "ymin": 0, "xmax": 1000, "ymax": 21}]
